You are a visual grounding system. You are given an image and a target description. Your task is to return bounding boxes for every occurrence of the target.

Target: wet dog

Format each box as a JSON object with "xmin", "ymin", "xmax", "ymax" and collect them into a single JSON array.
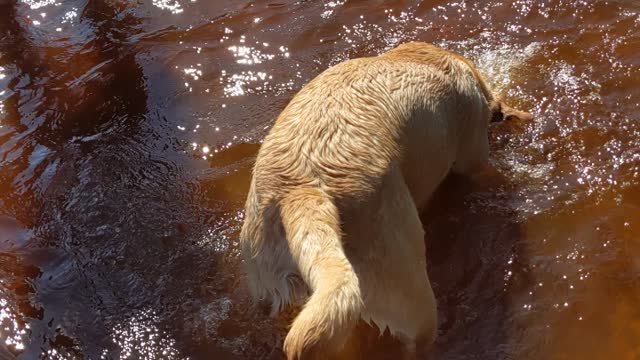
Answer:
[{"xmin": 240, "ymin": 42, "xmax": 532, "ymax": 359}]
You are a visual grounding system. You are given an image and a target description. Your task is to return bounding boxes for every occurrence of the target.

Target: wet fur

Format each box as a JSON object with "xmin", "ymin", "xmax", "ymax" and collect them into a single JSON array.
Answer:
[{"xmin": 240, "ymin": 42, "xmax": 532, "ymax": 359}]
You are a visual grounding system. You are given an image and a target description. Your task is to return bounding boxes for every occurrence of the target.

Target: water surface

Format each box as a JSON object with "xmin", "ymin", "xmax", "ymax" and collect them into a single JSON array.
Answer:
[{"xmin": 0, "ymin": 0, "xmax": 639, "ymax": 359}]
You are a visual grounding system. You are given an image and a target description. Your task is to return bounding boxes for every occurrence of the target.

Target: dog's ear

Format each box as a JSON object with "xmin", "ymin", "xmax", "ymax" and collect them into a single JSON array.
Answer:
[{"xmin": 490, "ymin": 100, "xmax": 533, "ymax": 123}]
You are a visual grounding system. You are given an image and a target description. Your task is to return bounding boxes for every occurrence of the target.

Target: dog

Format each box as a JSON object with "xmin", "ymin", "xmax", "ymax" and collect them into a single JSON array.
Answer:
[{"xmin": 240, "ymin": 41, "xmax": 532, "ymax": 359}]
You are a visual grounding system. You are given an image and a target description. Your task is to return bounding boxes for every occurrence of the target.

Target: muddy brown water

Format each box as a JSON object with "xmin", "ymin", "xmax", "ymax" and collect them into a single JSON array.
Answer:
[{"xmin": 0, "ymin": 0, "xmax": 639, "ymax": 359}]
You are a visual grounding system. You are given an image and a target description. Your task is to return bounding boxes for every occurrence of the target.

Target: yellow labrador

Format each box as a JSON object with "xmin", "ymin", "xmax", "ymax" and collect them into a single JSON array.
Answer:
[{"xmin": 240, "ymin": 42, "xmax": 532, "ymax": 359}]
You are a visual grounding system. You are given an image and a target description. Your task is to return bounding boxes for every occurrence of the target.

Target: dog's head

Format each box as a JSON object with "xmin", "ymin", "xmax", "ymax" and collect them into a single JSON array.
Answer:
[
  {"xmin": 490, "ymin": 99, "xmax": 534, "ymax": 123},
  {"xmin": 452, "ymin": 98, "xmax": 533, "ymax": 175}
]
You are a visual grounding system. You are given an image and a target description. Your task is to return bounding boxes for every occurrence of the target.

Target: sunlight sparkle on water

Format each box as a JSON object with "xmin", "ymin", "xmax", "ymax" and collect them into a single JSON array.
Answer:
[
  {"xmin": 61, "ymin": 8, "xmax": 78, "ymax": 24},
  {"xmin": 100, "ymin": 309, "xmax": 182, "ymax": 360},
  {"xmin": 20, "ymin": 0, "xmax": 58, "ymax": 9},
  {"xmin": 152, "ymin": 0, "xmax": 183, "ymax": 14},
  {"xmin": 0, "ymin": 68, "xmax": 6, "ymax": 118},
  {"xmin": 183, "ymin": 66, "xmax": 202, "ymax": 81},
  {"xmin": 0, "ymin": 298, "xmax": 27, "ymax": 353},
  {"xmin": 228, "ymin": 43, "xmax": 275, "ymax": 65},
  {"xmin": 221, "ymin": 41, "xmax": 295, "ymax": 97},
  {"xmin": 321, "ymin": 0, "xmax": 346, "ymax": 19}
]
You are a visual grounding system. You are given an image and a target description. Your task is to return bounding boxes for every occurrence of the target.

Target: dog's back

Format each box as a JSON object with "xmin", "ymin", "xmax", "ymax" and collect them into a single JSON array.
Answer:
[{"xmin": 240, "ymin": 42, "xmax": 531, "ymax": 359}]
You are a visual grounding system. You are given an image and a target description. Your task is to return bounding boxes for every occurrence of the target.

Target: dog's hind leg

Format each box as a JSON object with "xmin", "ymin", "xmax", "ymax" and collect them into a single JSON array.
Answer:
[{"xmin": 351, "ymin": 165, "xmax": 437, "ymax": 356}]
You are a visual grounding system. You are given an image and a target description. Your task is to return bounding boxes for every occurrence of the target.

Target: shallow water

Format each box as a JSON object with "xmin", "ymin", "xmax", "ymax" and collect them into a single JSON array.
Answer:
[{"xmin": 0, "ymin": 0, "xmax": 639, "ymax": 359}]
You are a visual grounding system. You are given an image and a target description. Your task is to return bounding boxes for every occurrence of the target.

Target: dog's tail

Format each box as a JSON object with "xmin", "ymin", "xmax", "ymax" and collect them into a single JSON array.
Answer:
[{"xmin": 279, "ymin": 188, "xmax": 362, "ymax": 360}]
